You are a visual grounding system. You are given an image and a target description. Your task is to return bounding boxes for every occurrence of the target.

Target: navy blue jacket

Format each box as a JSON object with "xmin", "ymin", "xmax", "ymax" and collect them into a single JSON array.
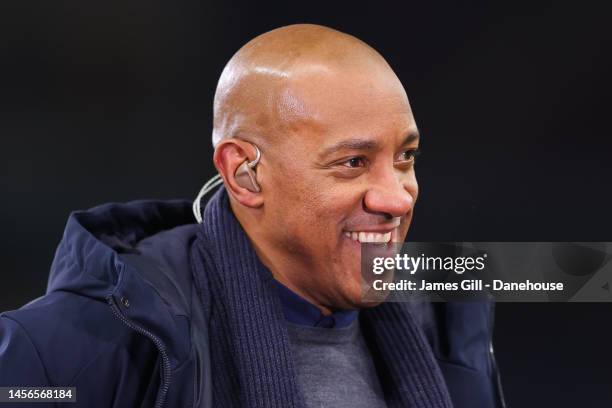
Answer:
[{"xmin": 0, "ymin": 195, "xmax": 505, "ymax": 407}]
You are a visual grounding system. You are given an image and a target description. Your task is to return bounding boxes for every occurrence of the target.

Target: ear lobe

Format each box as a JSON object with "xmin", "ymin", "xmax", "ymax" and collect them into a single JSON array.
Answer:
[{"xmin": 213, "ymin": 140, "xmax": 264, "ymax": 208}]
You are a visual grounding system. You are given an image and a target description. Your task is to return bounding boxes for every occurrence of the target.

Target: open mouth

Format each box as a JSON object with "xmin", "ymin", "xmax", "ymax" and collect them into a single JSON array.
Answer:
[
  {"xmin": 344, "ymin": 231, "xmax": 392, "ymax": 244},
  {"xmin": 343, "ymin": 217, "xmax": 401, "ymax": 245}
]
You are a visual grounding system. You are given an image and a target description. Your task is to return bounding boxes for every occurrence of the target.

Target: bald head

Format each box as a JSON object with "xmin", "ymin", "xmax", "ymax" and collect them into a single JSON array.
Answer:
[
  {"xmin": 211, "ymin": 24, "xmax": 419, "ymax": 314},
  {"xmin": 212, "ymin": 24, "xmax": 408, "ymax": 148}
]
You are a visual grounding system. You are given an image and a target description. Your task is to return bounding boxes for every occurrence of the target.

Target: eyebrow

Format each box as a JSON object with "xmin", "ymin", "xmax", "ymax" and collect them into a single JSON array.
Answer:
[{"xmin": 319, "ymin": 131, "xmax": 420, "ymax": 159}]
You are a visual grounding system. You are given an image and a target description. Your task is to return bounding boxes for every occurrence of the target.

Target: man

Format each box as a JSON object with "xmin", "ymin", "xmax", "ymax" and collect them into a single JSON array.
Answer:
[{"xmin": 0, "ymin": 24, "xmax": 504, "ymax": 407}]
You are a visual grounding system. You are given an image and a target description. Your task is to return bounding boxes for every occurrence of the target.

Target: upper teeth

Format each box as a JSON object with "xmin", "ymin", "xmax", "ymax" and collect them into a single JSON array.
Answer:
[{"xmin": 344, "ymin": 231, "xmax": 392, "ymax": 243}]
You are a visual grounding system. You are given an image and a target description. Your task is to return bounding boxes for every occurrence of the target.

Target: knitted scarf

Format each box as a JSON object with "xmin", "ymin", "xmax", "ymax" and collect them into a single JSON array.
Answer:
[{"xmin": 190, "ymin": 187, "xmax": 453, "ymax": 408}]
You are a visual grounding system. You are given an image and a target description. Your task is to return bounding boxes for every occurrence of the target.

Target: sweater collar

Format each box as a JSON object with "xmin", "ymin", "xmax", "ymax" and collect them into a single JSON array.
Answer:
[{"xmin": 272, "ymin": 279, "xmax": 358, "ymax": 328}]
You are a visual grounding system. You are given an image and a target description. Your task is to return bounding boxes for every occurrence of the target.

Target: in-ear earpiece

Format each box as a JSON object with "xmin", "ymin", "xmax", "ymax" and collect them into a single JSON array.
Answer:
[{"xmin": 234, "ymin": 144, "xmax": 261, "ymax": 193}]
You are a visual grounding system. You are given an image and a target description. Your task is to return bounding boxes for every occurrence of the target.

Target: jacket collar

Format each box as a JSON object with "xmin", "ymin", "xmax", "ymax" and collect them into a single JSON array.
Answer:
[{"xmin": 46, "ymin": 198, "xmax": 199, "ymax": 369}]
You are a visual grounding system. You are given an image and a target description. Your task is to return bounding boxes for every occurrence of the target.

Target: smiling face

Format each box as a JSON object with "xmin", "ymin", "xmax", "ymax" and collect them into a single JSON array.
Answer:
[
  {"xmin": 255, "ymin": 69, "xmax": 418, "ymax": 312},
  {"xmin": 213, "ymin": 24, "xmax": 419, "ymax": 313}
]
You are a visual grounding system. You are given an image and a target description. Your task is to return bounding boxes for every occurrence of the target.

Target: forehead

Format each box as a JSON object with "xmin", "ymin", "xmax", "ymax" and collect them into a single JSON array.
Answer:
[{"xmin": 272, "ymin": 67, "xmax": 416, "ymax": 149}]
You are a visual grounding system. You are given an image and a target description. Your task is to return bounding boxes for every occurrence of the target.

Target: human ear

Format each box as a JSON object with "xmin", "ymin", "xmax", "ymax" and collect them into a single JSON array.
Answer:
[{"xmin": 213, "ymin": 139, "xmax": 264, "ymax": 208}]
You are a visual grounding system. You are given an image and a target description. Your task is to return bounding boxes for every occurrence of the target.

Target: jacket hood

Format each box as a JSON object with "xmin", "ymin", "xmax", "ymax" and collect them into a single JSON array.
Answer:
[{"xmin": 47, "ymin": 198, "xmax": 196, "ymax": 300}]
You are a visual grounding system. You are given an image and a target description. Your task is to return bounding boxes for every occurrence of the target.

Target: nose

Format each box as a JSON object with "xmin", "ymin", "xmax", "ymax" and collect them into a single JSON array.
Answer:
[{"xmin": 363, "ymin": 172, "xmax": 416, "ymax": 218}]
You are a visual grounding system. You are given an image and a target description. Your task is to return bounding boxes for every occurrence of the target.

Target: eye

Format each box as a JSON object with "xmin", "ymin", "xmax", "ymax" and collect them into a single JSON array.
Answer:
[
  {"xmin": 341, "ymin": 157, "xmax": 367, "ymax": 168},
  {"xmin": 396, "ymin": 148, "xmax": 420, "ymax": 163}
]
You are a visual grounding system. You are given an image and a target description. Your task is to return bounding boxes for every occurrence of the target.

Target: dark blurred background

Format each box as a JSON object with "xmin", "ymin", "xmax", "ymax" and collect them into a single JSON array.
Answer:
[{"xmin": 1, "ymin": 1, "xmax": 611, "ymax": 406}]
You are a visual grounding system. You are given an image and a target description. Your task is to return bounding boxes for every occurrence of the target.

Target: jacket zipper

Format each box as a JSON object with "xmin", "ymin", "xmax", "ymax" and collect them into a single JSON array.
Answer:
[
  {"xmin": 107, "ymin": 296, "xmax": 172, "ymax": 408},
  {"xmin": 488, "ymin": 302, "xmax": 507, "ymax": 408}
]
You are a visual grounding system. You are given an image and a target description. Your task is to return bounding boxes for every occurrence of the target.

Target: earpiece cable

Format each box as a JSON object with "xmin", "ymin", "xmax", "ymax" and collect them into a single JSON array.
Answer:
[
  {"xmin": 192, "ymin": 174, "xmax": 223, "ymax": 223},
  {"xmin": 193, "ymin": 144, "xmax": 261, "ymax": 223}
]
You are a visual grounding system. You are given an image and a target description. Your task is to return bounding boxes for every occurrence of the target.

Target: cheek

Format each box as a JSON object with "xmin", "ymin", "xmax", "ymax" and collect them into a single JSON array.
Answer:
[
  {"xmin": 404, "ymin": 170, "xmax": 419, "ymax": 199},
  {"xmin": 269, "ymin": 179, "xmax": 356, "ymax": 250},
  {"xmin": 411, "ymin": 178, "xmax": 419, "ymax": 201},
  {"xmin": 292, "ymin": 194, "xmax": 345, "ymax": 245},
  {"xmin": 263, "ymin": 177, "xmax": 323, "ymax": 252},
  {"xmin": 302, "ymin": 185, "xmax": 364, "ymax": 234}
]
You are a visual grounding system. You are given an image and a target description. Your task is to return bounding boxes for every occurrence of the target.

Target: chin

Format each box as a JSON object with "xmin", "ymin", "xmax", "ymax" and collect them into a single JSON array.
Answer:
[{"xmin": 335, "ymin": 275, "xmax": 377, "ymax": 310}]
